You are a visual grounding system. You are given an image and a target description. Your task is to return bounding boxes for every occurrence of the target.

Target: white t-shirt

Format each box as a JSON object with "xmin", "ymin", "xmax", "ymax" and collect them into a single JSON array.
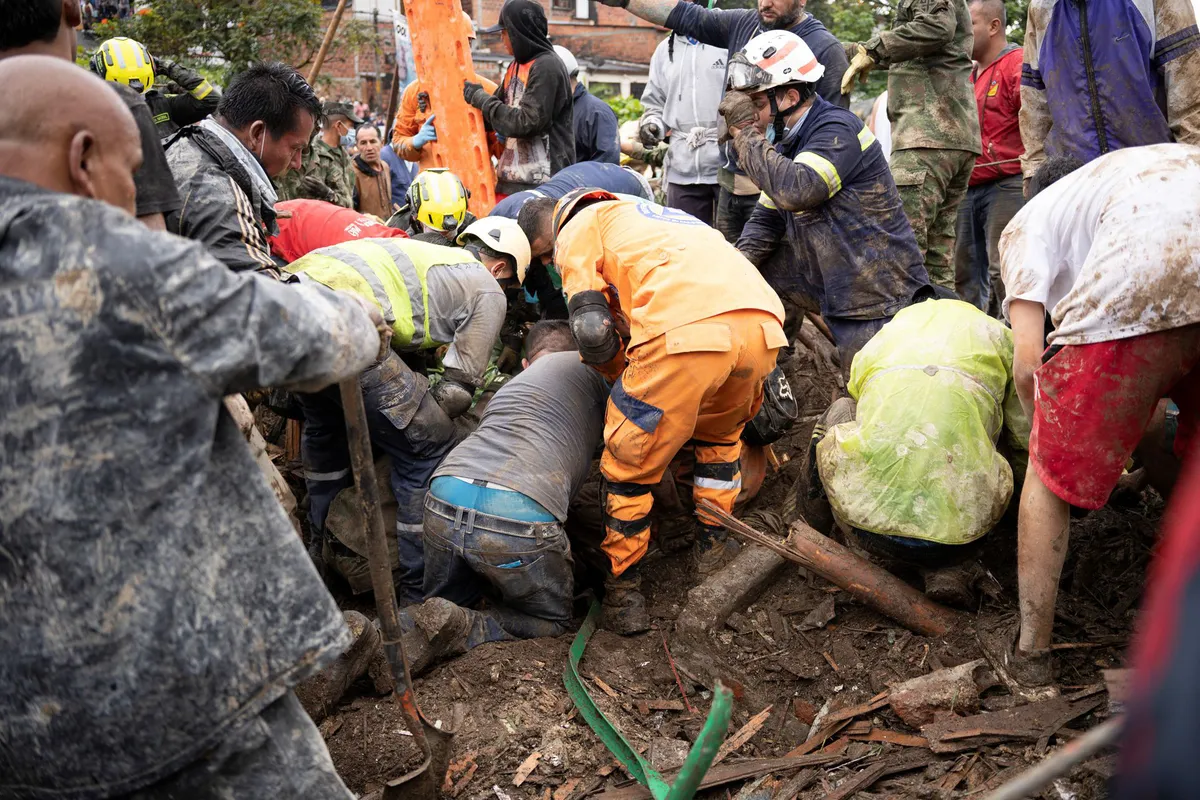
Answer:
[{"xmin": 1000, "ymin": 143, "xmax": 1200, "ymax": 345}]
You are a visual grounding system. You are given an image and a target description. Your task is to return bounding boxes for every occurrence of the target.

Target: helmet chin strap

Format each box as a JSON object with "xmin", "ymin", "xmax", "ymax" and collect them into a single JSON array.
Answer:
[{"xmin": 766, "ymin": 88, "xmax": 801, "ymax": 142}]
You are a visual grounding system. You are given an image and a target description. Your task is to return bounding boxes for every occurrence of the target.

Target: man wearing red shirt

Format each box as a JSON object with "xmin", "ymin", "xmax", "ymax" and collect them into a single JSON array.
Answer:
[
  {"xmin": 953, "ymin": 0, "xmax": 1025, "ymax": 315},
  {"xmin": 269, "ymin": 198, "xmax": 408, "ymax": 264}
]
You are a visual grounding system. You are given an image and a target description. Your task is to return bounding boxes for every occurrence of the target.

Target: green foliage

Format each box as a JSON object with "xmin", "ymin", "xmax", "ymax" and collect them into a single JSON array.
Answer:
[
  {"xmin": 606, "ymin": 94, "xmax": 645, "ymax": 125},
  {"xmin": 90, "ymin": 0, "xmax": 344, "ymax": 82}
]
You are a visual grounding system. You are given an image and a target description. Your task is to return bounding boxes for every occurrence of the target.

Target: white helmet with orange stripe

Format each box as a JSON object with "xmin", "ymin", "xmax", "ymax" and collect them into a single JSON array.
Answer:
[{"xmin": 728, "ymin": 30, "xmax": 825, "ymax": 140}]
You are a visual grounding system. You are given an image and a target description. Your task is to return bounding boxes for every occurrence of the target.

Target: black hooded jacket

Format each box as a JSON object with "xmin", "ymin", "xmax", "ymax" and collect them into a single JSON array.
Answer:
[{"xmin": 479, "ymin": 0, "xmax": 574, "ymax": 193}]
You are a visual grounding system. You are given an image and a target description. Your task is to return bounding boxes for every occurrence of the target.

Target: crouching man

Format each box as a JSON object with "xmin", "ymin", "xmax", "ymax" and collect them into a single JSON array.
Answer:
[
  {"xmin": 814, "ymin": 294, "xmax": 1029, "ymax": 606},
  {"xmin": 518, "ymin": 190, "xmax": 787, "ymax": 634},
  {"xmin": 398, "ymin": 321, "xmax": 609, "ymax": 672},
  {"xmin": 990, "ymin": 144, "xmax": 1200, "ymax": 693},
  {"xmin": 283, "ymin": 236, "xmax": 514, "ymax": 602}
]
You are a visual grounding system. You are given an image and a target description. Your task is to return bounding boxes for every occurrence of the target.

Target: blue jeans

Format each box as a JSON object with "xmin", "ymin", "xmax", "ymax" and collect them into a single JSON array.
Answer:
[
  {"xmin": 824, "ymin": 315, "xmax": 893, "ymax": 375},
  {"xmin": 298, "ymin": 353, "xmax": 456, "ymax": 605},
  {"xmin": 851, "ymin": 527, "xmax": 973, "ymax": 569},
  {"xmin": 423, "ymin": 489, "xmax": 574, "ymax": 649},
  {"xmin": 953, "ymin": 174, "xmax": 1025, "ymax": 315}
]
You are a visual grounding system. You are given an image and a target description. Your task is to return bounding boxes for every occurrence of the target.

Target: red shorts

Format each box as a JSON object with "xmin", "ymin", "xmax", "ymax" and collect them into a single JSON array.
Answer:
[{"xmin": 1031, "ymin": 326, "xmax": 1200, "ymax": 509}]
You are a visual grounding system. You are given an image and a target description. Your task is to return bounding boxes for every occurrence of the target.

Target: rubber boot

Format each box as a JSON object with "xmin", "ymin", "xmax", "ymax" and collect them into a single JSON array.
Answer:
[
  {"xmin": 693, "ymin": 524, "xmax": 731, "ymax": 577},
  {"xmin": 920, "ymin": 561, "xmax": 987, "ymax": 609},
  {"xmin": 602, "ymin": 566, "xmax": 651, "ymax": 635},
  {"xmin": 400, "ymin": 597, "xmax": 471, "ymax": 676},
  {"xmin": 319, "ymin": 611, "xmax": 382, "ymax": 716}
]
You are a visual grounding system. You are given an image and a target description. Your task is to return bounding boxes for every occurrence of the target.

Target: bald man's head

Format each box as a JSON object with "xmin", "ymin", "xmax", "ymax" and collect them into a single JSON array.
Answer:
[
  {"xmin": 968, "ymin": 0, "xmax": 1007, "ymax": 62},
  {"xmin": 0, "ymin": 56, "xmax": 142, "ymax": 215}
]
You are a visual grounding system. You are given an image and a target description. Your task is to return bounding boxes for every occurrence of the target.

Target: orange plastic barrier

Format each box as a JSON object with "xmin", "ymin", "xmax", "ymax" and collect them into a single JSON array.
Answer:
[{"xmin": 404, "ymin": 3, "xmax": 497, "ymax": 216}]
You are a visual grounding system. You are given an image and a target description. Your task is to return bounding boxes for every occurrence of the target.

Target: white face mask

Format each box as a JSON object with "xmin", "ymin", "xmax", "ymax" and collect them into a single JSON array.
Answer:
[{"xmin": 258, "ymin": 126, "xmax": 266, "ymax": 162}]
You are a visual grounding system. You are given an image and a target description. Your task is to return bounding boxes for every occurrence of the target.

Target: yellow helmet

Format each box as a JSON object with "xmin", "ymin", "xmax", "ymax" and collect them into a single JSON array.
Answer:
[
  {"xmin": 407, "ymin": 168, "xmax": 469, "ymax": 233},
  {"xmin": 91, "ymin": 37, "xmax": 155, "ymax": 94}
]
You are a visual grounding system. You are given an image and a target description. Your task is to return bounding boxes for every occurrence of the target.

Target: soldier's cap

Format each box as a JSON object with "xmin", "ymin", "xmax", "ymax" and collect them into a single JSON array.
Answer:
[{"xmin": 323, "ymin": 101, "xmax": 364, "ymax": 125}]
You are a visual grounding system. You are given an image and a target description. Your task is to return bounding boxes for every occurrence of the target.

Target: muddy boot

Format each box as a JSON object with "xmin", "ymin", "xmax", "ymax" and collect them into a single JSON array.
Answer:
[
  {"xmin": 320, "ymin": 611, "xmax": 382, "ymax": 714},
  {"xmin": 921, "ymin": 561, "xmax": 987, "ymax": 609},
  {"xmin": 977, "ymin": 620, "xmax": 1057, "ymax": 701},
  {"xmin": 693, "ymin": 524, "xmax": 732, "ymax": 578},
  {"xmin": 401, "ymin": 597, "xmax": 471, "ymax": 676},
  {"xmin": 602, "ymin": 568, "xmax": 651, "ymax": 635}
]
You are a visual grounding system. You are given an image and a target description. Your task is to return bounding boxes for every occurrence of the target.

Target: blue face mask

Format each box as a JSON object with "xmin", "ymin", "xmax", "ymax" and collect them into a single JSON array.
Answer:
[{"xmin": 766, "ymin": 125, "xmax": 777, "ymax": 144}]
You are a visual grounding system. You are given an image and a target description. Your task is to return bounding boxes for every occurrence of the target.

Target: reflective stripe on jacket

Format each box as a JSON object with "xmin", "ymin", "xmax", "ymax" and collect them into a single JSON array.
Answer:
[
  {"xmin": 284, "ymin": 237, "xmax": 438, "ymax": 348},
  {"xmin": 282, "ymin": 238, "xmax": 506, "ymax": 383},
  {"xmin": 735, "ymin": 95, "xmax": 928, "ymax": 320}
]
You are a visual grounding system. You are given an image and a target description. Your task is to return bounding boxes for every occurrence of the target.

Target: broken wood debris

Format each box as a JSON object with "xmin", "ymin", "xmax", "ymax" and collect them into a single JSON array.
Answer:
[
  {"xmin": 714, "ymin": 705, "xmax": 774, "ymax": 765},
  {"xmin": 699, "ymin": 503, "xmax": 961, "ymax": 637},
  {"xmin": 513, "ymin": 752, "xmax": 541, "ymax": 787},
  {"xmin": 921, "ymin": 695, "xmax": 1105, "ymax": 753}
]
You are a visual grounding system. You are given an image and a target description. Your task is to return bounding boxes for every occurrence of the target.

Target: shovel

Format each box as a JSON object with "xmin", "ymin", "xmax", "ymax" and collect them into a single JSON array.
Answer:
[{"xmin": 339, "ymin": 377, "xmax": 453, "ymax": 800}]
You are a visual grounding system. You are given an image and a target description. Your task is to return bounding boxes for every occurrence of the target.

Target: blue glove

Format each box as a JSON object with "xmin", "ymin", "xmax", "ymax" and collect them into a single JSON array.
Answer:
[{"xmin": 413, "ymin": 114, "xmax": 437, "ymax": 148}]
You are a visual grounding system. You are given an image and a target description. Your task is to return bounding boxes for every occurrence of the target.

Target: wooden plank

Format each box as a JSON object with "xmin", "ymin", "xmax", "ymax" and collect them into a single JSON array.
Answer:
[
  {"xmin": 713, "ymin": 705, "xmax": 773, "ymax": 765},
  {"xmin": 850, "ymin": 728, "xmax": 930, "ymax": 748},
  {"xmin": 513, "ymin": 752, "xmax": 541, "ymax": 787}
]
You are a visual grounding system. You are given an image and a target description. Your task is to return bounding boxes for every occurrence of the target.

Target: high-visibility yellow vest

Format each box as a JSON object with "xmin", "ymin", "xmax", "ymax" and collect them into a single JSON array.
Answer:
[{"xmin": 284, "ymin": 238, "xmax": 476, "ymax": 349}]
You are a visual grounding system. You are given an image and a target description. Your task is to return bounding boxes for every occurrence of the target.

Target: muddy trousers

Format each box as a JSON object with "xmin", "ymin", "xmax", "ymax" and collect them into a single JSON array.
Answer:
[
  {"xmin": 298, "ymin": 352, "xmax": 456, "ymax": 604},
  {"xmin": 423, "ymin": 491, "xmax": 573, "ymax": 649},
  {"xmin": 601, "ymin": 309, "xmax": 786, "ymax": 576},
  {"xmin": 891, "ymin": 147, "xmax": 976, "ymax": 290}
]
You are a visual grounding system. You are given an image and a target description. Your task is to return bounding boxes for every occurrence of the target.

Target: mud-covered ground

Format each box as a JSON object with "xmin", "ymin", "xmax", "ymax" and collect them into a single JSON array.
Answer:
[{"xmin": 285, "ymin": 338, "xmax": 1160, "ymax": 799}]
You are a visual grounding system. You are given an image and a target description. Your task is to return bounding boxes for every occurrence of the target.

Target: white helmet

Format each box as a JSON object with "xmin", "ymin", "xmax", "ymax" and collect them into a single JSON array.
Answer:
[
  {"xmin": 457, "ymin": 216, "xmax": 533, "ymax": 283},
  {"xmin": 728, "ymin": 31, "xmax": 824, "ymax": 139},
  {"xmin": 727, "ymin": 30, "xmax": 825, "ymax": 93},
  {"xmin": 553, "ymin": 45, "xmax": 580, "ymax": 78}
]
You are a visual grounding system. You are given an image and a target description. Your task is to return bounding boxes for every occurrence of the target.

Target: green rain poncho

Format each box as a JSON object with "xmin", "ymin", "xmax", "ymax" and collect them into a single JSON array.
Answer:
[{"xmin": 816, "ymin": 299, "xmax": 1030, "ymax": 545}]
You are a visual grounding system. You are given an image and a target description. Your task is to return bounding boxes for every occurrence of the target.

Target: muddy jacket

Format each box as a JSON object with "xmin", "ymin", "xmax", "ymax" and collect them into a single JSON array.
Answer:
[
  {"xmin": 663, "ymin": 5, "xmax": 849, "ymax": 175},
  {"xmin": 0, "ymin": 177, "xmax": 379, "ymax": 799},
  {"xmin": 145, "ymin": 59, "xmax": 221, "ymax": 137},
  {"xmin": 483, "ymin": 52, "xmax": 575, "ymax": 194},
  {"xmin": 1020, "ymin": 0, "xmax": 1200, "ymax": 177},
  {"xmin": 735, "ymin": 96, "xmax": 929, "ymax": 320},
  {"xmin": 817, "ymin": 299, "xmax": 1029, "ymax": 545},
  {"xmin": 641, "ymin": 35, "xmax": 725, "ymax": 186},
  {"xmin": 572, "ymin": 83, "xmax": 621, "ymax": 164},
  {"xmin": 865, "ymin": 0, "xmax": 982, "ymax": 154},
  {"xmin": 166, "ymin": 122, "xmax": 279, "ymax": 273}
]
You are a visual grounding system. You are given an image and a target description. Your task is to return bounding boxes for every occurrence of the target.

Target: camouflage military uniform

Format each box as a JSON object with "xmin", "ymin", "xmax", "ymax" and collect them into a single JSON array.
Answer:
[
  {"xmin": 862, "ymin": 0, "xmax": 981, "ymax": 289},
  {"xmin": 275, "ymin": 139, "xmax": 355, "ymax": 208}
]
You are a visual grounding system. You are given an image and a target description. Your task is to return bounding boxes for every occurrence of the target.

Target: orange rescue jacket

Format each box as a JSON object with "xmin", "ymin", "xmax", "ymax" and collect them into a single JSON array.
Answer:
[
  {"xmin": 555, "ymin": 200, "xmax": 786, "ymax": 351},
  {"xmin": 392, "ymin": 77, "xmax": 500, "ymax": 172}
]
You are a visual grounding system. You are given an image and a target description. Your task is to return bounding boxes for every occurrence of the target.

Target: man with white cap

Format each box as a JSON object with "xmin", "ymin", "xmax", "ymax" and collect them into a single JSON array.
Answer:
[{"xmin": 554, "ymin": 44, "xmax": 620, "ymax": 164}]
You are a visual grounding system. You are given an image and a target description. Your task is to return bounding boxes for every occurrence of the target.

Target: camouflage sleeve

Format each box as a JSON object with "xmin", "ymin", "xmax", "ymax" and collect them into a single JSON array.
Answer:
[
  {"xmin": 319, "ymin": 151, "xmax": 356, "ymax": 209},
  {"xmin": 1155, "ymin": 0, "xmax": 1200, "ymax": 146},
  {"xmin": 868, "ymin": 0, "xmax": 958, "ymax": 65},
  {"xmin": 1018, "ymin": 7, "xmax": 1050, "ymax": 179},
  {"xmin": 176, "ymin": 168, "xmax": 278, "ymax": 273},
  {"xmin": 124, "ymin": 229, "xmax": 379, "ymax": 396}
]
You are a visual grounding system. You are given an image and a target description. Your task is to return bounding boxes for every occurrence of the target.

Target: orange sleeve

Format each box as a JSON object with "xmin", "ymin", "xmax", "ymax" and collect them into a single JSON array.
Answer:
[
  {"xmin": 393, "ymin": 83, "xmax": 426, "ymax": 162},
  {"xmin": 555, "ymin": 213, "xmax": 612, "ymax": 300}
]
